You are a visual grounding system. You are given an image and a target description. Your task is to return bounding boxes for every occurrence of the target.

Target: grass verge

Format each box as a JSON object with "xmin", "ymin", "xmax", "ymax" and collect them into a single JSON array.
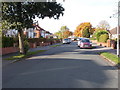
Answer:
[
  {"xmin": 99, "ymin": 52, "xmax": 120, "ymax": 65},
  {"xmin": 50, "ymin": 45, "xmax": 61, "ymax": 47},
  {"xmin": 5, "ymin": 50, "xmax": 47, "ymax": 60}
]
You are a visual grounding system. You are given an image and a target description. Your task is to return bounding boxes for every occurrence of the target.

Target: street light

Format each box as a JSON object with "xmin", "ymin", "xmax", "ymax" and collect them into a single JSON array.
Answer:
[
  {"xmin": 110, "ymin": 1, "xmax": 120, "ymax": 57},
  {"xmin": 117, "ymin": 1, "xmax": 120, "ymax": 57}
]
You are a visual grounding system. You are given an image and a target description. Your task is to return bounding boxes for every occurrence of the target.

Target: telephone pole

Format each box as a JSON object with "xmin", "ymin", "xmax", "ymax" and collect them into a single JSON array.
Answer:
[{"xmin": 117, "ymin": 1, "xmax": 120, "ymax": 57}]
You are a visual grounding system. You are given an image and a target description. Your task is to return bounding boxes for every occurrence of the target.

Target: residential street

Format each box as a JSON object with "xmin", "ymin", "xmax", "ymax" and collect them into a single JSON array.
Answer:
[{"xmin": 3, "ymin": 41, "xmax": 118, "ymax": 88}]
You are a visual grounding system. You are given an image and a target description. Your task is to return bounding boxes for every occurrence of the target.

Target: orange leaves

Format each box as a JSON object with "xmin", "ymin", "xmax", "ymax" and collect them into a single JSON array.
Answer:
[
  {"xmin": 74, "ymin": 22, "xmax": 93, "ymax": 37},
  {"xmin": 63, "ymin": 30, "xmax": 73, "ymax": 39}
]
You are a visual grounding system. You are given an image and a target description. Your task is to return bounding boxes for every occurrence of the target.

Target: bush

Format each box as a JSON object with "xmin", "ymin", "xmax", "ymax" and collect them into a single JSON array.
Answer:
[
  {"xmin": 24, "ymin": 40, "xmax": 30, "ymax": 54},
  {"xmin": 90, "ymin": 37, "xmax": 96, "ymax": 40},
  {"xmin": 95, "ymin": 30, "xmax": 109, "ymax": 41},
  {"xmin": 2, "ymin": 36, "xmax": 14, "ymax": 48},
  {"xmin": 99, "ymin": 34, "xmax": 109, "ymax": 43}
]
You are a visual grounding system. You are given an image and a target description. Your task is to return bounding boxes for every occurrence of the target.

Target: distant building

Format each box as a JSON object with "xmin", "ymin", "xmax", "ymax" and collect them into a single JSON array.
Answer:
[
  {"xmin": 109, "ymin": 27, "xmax": 120, "ymax": 39},
  {"xmin": 24, "ymin": 23, "xmax": 52, "ymax": 38},
  {"xmin": 4, "ymin": 22, "xmax": 53, "ymax": 38},
  {"xmin": 3, "ymin": 29, "xmax": 18, "ymax": 37}
]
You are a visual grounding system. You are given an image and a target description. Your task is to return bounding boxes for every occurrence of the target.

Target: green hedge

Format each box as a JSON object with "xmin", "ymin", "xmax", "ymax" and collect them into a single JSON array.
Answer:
[
  {"xmin": 27, "ymin": 38, "xmax": 61, "ymax": 46},
  {"xmin": 2, "ymin": 36, "xmax": 14, "ymax": 48},
  {"xmin": 95, "ymin": 30, "xmax": 109, "ymax": 41},
  {"xmin": 99, "ymin": 34, "xmax": 109, "ymax": 43},
  {"xmin": 2, "ymin": 36, "xmax": 61, "ymax": 48}
]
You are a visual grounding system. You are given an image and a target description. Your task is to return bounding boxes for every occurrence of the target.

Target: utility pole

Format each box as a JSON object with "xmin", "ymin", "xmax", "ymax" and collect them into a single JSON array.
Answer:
[
  {"xmin": 117, "ymin": 1, "xmax": 120, "ymax": 57},
  {"xmin": 110, "ymin": 1, "xmax": 120, "ymax": 57}
]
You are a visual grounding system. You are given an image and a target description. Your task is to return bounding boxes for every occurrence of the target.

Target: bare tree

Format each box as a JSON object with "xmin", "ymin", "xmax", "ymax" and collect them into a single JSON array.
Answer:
[{"xmin": 97, "ymin": 20, "xmax": 110, "ymax": 30}]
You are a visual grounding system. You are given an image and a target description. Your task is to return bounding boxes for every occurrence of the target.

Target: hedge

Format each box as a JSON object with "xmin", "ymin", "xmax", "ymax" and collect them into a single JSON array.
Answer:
[
  {"xmin": 2, "ymin": 36, "xmax": 61, "ymax": 48},
  {"xmin": 95, "ymin": 30, "xmax": 109, "ymax": 41},
  {"xmin": 2, "ymin": 36, "xmax": 14, "ymax": 48},
  {"xmin": 99, "ymin": 34, "xmax": 109, "ymax": 43}
]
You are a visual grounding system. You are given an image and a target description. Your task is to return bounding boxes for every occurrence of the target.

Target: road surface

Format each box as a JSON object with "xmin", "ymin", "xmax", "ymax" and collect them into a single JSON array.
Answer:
[{"xmin": 2, "ymin": 41, "xmax": 118, "ymax": 88}]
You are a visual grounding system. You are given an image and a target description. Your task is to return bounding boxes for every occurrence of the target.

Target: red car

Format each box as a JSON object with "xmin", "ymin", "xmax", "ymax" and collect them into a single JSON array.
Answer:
[{"xmin": 78, "ymin": 38, "xmax": 92, "ymax": 49}]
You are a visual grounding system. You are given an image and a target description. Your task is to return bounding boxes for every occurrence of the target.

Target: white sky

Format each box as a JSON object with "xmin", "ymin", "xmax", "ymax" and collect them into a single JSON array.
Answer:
[{"xmin": 35, "ymin": 0, "xmax": 119, "ymax": 33}]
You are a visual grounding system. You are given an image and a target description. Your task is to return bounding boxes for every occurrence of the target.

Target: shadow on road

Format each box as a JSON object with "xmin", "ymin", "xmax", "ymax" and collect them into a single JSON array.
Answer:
[{"xmin": 3, "ymin": 57, "xmax": 118, "ymax": 88}]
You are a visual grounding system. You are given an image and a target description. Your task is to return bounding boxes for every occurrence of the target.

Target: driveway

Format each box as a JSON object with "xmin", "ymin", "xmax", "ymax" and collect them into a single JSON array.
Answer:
[{"xmin": 2, "ymin": 41, "xmax": 118, "ymax": 88}]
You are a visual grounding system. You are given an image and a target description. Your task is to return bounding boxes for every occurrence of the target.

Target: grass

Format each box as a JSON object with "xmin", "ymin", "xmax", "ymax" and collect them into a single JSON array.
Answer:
[
  {"xmin": 5, "ymin": 50, "xmax": 47, "ymax": 60},
  {"xmin": 92, "ymin": 46, "xmax": 96, "ymax": 49},
  {"xmin": 50, "ymin": 45, "xmax": 61, "ymax": 47},
  {"xmin": 99, "ymin": 52, "xmax": 120, "ymax": 64}
]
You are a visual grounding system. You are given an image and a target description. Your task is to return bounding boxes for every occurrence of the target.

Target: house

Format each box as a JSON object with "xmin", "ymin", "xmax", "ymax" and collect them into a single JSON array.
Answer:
[
  {"xmin": 109, "ymin": 27, "xmax": 120, "ymax": 39},
  {"xmin": 4, "ymin": 21, "xmax": 52, "ymax": 38},
  {"xmin": 45, "ymin": 31, "xmax": 52, "ymax": 38},
  {"xmin": 3, "ymin": 29, "xmax": 18, "ymax": 37},
  {"xmin": 24, "ymin": 23, "xmax": 53, "ymax": 38},
  {"xmin": 23, "ymin": 28, "xmax": 34, "ymax": 38}
]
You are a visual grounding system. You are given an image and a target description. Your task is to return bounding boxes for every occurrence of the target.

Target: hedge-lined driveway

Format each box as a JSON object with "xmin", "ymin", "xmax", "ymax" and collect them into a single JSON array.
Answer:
[{"xmin": 3, "ymin": 41, "xmax": 118, "ymax": 88}]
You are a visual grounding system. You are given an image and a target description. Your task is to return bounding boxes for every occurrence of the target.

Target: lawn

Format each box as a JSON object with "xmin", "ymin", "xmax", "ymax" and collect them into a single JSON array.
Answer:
[
  {"xmin": 99, "ymin": 52, "xmax": 120, "ymax": 65},
  {"xmin": 50, "ymin": 45, "xmax": 61, "ymax": 47},
  {"xmin": 5, "ymin": 50, "xmax": 47, "ymax": 60}
]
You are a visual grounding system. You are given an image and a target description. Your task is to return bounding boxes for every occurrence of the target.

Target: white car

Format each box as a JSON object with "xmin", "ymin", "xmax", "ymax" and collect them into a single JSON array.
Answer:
[
  {"xmin": 62, "ymin": 38, "xmax": 71, "ymax": 44},
  {"xmin": 77, "ymin": 38, "xmax": 83, "ymax": 46}
]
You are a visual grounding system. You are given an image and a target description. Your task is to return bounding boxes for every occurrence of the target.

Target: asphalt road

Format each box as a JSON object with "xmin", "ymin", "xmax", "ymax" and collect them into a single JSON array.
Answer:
[{"xmin": 2, "ymin": 41, "xmax": 118, "ymax": 88}]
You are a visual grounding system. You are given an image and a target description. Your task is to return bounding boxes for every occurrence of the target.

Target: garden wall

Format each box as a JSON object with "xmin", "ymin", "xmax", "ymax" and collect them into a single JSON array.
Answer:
[
  {"xmin": 2, "ymin": 47, "xmax": 19, "ymax": 55},
  {"xmin": 91, "ymin": 39, "xmax": 118, "ymax": 49}
]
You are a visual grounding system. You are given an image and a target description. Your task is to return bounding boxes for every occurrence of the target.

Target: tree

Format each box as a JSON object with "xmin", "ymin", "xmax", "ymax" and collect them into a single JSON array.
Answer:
[
  {"xmin": 74, "ymin": 22, "xmax": 94, "ymax": 37},
  {"xmin": 96, "ymin": 20, "xmax": 110, "ymax": 30},
  {"xmin": 63, "ymin": 30, "xmax": 73, "ymax": 39},
  {"xmin": 82, "ymin": 27, "xmax": 90, "ymax": 38},
  {"xmin": 54, "ymin": 26, "xmax": 72, "ymax": 39},
  {"xmin": 54, "ymin": 31, "xmax": 62, "ymax": 39},
  {"xmin": 2, "ymin": 2, "xmax": 64, "ymax": 54}
]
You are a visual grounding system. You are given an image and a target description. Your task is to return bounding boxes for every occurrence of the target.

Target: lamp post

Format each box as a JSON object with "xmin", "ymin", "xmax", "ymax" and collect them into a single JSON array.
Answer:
[
  {"xmin": 117, "ymin": 1, "xmax": 120, "ymax": 57},
  {"xmin": 110, "ymin": 1, "xmax": 120, "ymax": 57}
]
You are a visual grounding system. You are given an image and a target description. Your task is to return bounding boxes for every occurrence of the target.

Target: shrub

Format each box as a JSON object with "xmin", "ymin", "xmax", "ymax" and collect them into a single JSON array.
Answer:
[
  {"xmin": 90, "ymin": 37, "xmax": 96, "ymax": 40},
  {"xmin": 2, "ymin": 36, "xmax": 14, "ymax": 48},
  {"xmin": 95, "ymin": 30, "xmax": 109, "ymax": 41},
  {"xmin": 99, "ymin": 34, "xmax": 109, "ymax": 43},
  {"xmin": 24, "ymin": 40, "xmax": 30, "ymax": 54}
]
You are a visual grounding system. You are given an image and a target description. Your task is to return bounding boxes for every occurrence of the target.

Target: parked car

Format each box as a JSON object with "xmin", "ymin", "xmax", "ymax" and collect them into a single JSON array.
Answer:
[
  {"xmin": 77, "ymin": 37, "xmax": 83, "ymax": 46},
  {"xmin": 78, "ymin": 38, "xmax": 92, "ymax": 48},
  {"xmin": 62, "ymin": 38, "xmax": 71, "ymax": 44}
]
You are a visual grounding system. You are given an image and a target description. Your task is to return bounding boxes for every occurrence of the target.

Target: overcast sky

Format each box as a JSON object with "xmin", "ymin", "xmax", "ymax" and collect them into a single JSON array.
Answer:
[{"xmin": 35, "ymin": 0, "xmax": 118, "ymax": 33}]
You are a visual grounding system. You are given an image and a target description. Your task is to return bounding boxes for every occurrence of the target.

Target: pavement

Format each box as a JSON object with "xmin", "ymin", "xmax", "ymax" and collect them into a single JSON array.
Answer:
[
  {"xmin": 2, "ymin": 43, "xmax": 62, "ymax": 67},
  {"xmin": 94, "ymin": 44, "xmax": 117, "ymax": 55}
]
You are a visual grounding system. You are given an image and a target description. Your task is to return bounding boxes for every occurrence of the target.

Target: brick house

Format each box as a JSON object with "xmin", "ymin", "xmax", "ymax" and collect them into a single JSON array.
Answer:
[
  {"xmin": 109, "ymin": 27, "xmax": 120, "ymax": 39},
  {"xmin": 24, "ymin": 24, "xmax": 52, "ymax": 38}
]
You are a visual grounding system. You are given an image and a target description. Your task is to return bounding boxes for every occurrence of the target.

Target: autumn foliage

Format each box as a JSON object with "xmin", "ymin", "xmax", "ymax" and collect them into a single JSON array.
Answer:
[
  {"xmin": 63, "ymin": 30, "xmax": 73, "ymax": 39},
  {"xmin": 54, "ymin": 26, "xmax": 73, "ymax": 39},
  {"xmin": 74, "ymin": 22, "xmax": 95, "ymax": 37}
]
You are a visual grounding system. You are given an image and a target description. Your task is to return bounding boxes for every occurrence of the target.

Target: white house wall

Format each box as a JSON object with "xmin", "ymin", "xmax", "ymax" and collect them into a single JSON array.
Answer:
[
  {"xmin": 27, "ymin": 28, "xmax": 34, "ymax": 38},
  {"xmin": 5, "ymin": 29, "xmax": 18, "ymax": 37},
  {"xmin": 41, "ymin": 31, "xmax": 45, "ymax": 38}
]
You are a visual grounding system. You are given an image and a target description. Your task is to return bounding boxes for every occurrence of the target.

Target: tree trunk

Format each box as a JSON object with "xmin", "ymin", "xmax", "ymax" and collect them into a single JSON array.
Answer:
[{"xmin": 18, "ymin": 30, "xmax": 25, "ymax": 54}]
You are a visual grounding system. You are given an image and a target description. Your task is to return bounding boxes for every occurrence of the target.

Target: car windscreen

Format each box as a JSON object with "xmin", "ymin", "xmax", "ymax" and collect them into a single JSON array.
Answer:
[
  {"xmin": 64, "ymin": 39, "xmax": 69, "ymax": 40},
  {"xmin": 82, "ymin": 39, "xmax": 90, "ymax": 42}
]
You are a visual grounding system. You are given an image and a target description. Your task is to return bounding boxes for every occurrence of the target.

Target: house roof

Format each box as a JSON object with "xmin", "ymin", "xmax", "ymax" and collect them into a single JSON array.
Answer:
[
  {"xmin": 109, "ymin": 27, "xmax": 120, "ymax": 34},
  {"xmin": 33, "ymin": 24, "xmax": 52, "ymax": 34}
]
